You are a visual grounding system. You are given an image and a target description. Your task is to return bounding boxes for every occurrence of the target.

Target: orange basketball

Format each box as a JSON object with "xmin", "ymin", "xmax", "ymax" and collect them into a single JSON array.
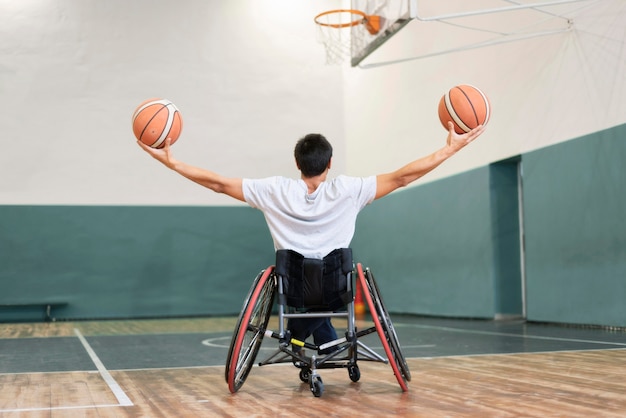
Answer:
[
  {"xmin": 132, "ymin": 98, "xmax": 183, "ymax": 148},
  {"xmin": 438, "ymin": 85, "xmax": 491, "ymax": 134}
]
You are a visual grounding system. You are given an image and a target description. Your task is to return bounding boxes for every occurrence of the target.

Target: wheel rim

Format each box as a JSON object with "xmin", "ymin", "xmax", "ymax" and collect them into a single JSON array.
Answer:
[
  {"xmin": 366, "ymin": 268, "xmax": 411, "ymax": 381},
  {"xmin": 357, "ymin": 263, "xmax": 409, "ymax": 391},
  {"xmin": 226, "ymin": 268, "xmax": 276, "ymax": 393}
]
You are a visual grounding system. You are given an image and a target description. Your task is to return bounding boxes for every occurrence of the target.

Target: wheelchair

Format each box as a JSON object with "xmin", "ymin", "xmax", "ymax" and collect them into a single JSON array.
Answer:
[{"xmin": 225, "ymin": 248, "xmax": 410, "ymax": 397}]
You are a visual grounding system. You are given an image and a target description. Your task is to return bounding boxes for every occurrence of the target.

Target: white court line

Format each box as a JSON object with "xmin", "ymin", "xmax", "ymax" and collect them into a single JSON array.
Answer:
[
  {"xmin": 395, "ymin": 323, "xmax": 626, "ymax": 346},
  {"xmin": 0, "ymin": 330, "xmax": 133, "ymax": 414},
  {"xmin": 73, "ymin": 328, "xmax": 134, "ymax": 407},
  {"xmin": 201, "ymin": 335, "xmax": 436, "ymax": 351},
  {"xmin": 417, "ymin": 346, "xmax": 626, "ymax": 361},
  {"xmin": 0, "ymin": 404, "xmax": 125, "ymax": 414}
]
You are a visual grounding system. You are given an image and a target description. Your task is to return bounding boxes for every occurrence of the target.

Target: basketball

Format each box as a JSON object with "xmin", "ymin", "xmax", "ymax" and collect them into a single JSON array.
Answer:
[
  {"xmin": 438, "ymin": 85, "xmax": 491, "ymax": 134},
  {"xmin": 132, "ymin": 98, "xmax": 183, "ymax": 148}
]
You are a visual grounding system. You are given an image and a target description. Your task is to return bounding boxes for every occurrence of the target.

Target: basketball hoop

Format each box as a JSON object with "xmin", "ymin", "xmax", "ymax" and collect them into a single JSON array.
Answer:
[{"xmin": 314, "ymin": 9, "xmax": 381, "ymax": 65}]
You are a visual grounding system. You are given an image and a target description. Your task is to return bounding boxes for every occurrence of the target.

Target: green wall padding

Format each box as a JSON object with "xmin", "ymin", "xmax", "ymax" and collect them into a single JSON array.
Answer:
[
  {"xmin": 0, "ymin": 206, "xmax": 274, "ymax": 321},
  {"xmin": 522, "ymin": 123, "xmax": 626, "ymax": 327},
  {"xmin": 2, "ymin": 123, "xmax": 624, "ymax": 325},
  {"xmin": 353, "ymin": 167, "xmax": 496, "ymax": 318}
]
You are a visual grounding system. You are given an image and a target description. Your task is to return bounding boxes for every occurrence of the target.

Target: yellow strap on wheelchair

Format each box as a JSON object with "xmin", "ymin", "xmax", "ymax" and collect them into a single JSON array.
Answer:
[{"xmin": 290, "ymin": 338, "xmax": 305, "ymax": 347}]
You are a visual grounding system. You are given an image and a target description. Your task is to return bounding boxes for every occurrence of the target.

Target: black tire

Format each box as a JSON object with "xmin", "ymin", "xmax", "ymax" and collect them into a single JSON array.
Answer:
[
  {"xmin": 226, "ymin": 268, "xmax": 276, "ymax": 393},
  {"xmin": 310, "ymin": 375, "xmax": 324, "ymax": 397},
  {"xmin": 348, "ymin": 364, "xmax": 361, "ymax": 382},
  {"xmin": 299, "ymin": 368, "xmax": 311, "ymax": 383},
  {"xmin": 365, "ymin": 267, "xmax": 411, "ymax": 382}
]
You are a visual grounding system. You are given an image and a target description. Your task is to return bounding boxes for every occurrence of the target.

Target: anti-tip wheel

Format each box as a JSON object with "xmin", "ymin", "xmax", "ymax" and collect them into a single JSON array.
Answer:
[
  {"xmin": 310, "ymin": 375, "xmax": 324, "ymax": 397},
  {"xmin": 348, "ymin": 364, "xmax": 361, "ymax": 382},
  {"xmin": 299, "ymin": 368, "xmax": 311, "ymax": 383}
]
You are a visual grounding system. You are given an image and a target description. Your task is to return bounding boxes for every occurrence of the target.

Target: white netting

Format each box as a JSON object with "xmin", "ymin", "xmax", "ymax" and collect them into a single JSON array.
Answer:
[{"xmin": 315, "ymin": 10, "xmax": 374, "ymax": 66}]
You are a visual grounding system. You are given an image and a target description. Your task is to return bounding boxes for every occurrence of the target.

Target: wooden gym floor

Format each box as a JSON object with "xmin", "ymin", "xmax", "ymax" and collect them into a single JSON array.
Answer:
[{"xmin": 1, "ymin": 315, "xmax": 625, "ymax": 417}]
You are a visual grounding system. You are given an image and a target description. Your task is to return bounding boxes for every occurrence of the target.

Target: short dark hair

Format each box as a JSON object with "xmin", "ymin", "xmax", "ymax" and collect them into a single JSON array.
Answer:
[{"xmin": 294, "ymin": 133, "xmax": 333, "ymax": 177}]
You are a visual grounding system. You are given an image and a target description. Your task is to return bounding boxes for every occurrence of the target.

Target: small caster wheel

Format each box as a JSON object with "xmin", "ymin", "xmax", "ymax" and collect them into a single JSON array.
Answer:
[
  {"xmin": 299, "ymin": 368, "xmax": 311, "ymax": 383},
  {"xmin": 310, "ymin": 375, "xmax": 324, "ymax": 397},
  {"xmin": 348, "ymin": 364, "xmax": 361, "ymax": 382}
]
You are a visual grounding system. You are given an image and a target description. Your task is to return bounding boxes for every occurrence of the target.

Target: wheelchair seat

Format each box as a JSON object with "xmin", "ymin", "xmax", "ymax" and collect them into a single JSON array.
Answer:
[{"xmin": 225, "ymin": 248, "xmax": 410, "ymax": 397}]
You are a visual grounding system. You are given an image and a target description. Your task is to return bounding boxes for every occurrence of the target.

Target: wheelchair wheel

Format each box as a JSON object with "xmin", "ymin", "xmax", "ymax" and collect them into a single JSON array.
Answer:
[
  {"xmin": 299, "ymin": 368, "xmax": 311, "ymax": 383},
  {"xmin": 348, "ymin": 364, "xmax": 361, "ymax": 382},
  {"xmin": 225, "ymin": 267, "xmax": 276, "ymax": 393},
  {"xmin": 364, "ymin": 267, "xmax": 412, "ymax": 382},
  {"xmin": 357, "ymin": 263, "xmax": 410, "ymax": 392},
  {"xmin": 310, "ymin": 375, "xmax": 324, "ymax": 397}
]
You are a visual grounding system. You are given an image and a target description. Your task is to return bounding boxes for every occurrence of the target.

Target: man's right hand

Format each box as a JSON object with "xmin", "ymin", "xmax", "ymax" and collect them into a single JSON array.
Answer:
[{"xmin": 137, "ymin": 138, "xmax": 177, "ymax": 169}]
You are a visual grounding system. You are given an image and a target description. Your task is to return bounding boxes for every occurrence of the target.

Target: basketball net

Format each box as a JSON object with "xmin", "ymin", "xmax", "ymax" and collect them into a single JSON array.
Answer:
[{"xmin": 315, "ymin": 10, "xmax": 381, "ymax": 66}]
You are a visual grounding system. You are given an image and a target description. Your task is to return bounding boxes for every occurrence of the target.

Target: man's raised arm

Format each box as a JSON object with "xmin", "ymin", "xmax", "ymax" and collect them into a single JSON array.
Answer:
[
  {"xmin": 137, "ymin": 138, "xmax": 245, "ymax": 202},
  {"xmin": 375, "ymin": 122, "xmax": 485, "ymax": 200}
]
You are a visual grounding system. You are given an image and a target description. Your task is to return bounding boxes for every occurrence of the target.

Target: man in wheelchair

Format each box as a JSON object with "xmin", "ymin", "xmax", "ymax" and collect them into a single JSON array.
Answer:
[{"xmin": 138, "ymin": 122, "xmax": 485, "ymax": 394}]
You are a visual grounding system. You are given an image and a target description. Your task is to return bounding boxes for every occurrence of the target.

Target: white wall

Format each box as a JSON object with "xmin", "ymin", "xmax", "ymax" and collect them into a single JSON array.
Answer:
[
  {"xmin": 344, "ymin": 0, "xmax": 626, "ymax": 183},
  {"xmin": 1, "ymin": 0, "xmax": 625, "ymax": 204},
  {"xmin": 0, "ymin": 0, "xmax": 345, "ymax": 205}
]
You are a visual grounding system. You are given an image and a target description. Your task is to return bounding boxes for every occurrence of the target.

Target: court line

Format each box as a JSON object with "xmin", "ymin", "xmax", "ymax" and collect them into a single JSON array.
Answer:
[
  {"xmin": 200, "ymin": 335, "xmax": 435, "ymax": 350},
  {"xmin": 417, "ymin": 346, "xmax": 626, "ymax": 361},
  {"xmin": 73, "ymin": 328, "xmax": 134, "ymax": 407},
  {"xmin": 394, "ymin": 323, "xmax": 626, "ymax": 346},
  {"xmin": 3, "ymin": 346, "xmax": 624, "ymax": 383},
  {"xmin": 0, "ymin": 404, "xmax": 126, "ymax": 414},
  {"xmin": 50, "ymin": 346, "xmax": 626, "ymax": 372}
]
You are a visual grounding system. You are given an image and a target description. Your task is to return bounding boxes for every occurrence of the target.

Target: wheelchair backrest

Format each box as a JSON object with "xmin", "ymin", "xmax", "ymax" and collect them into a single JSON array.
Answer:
[{"xmin": 275, "ymin": 248, "xmax": 353, "ymax": 310}]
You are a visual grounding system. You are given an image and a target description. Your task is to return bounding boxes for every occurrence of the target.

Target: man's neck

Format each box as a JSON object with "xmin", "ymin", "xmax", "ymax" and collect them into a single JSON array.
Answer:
[{"xmin": 302, "ymin": 171, "xmax": 328, "ymax": 194}]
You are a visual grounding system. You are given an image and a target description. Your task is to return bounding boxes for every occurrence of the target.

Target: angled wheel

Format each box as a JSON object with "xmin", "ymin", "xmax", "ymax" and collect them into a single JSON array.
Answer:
[
  {"xmin": 225, "ymin": 267, "xmax": 276, "ymax": 393},
  {"xmin": 364, "ymin": 266, "xmax": 411, "ymax": 382},
  {"xmin": 357, "ymin": 263, "xmax": 410, "ymax": 392}
]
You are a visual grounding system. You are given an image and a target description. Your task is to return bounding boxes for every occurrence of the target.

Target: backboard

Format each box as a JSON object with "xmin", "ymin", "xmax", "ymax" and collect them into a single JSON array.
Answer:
[
  {"xmin": 350, "ymin": 0, "xmax": 415, "ymax": 67},
  {"xmin": 346, "ymin": 0, "xmax": 599, "ymax": 68}
]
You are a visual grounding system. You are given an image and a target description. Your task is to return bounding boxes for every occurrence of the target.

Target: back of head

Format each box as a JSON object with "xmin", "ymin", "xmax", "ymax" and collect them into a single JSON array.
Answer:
[{"xmin": 294, "ymin": 133, "xmax": 333, "ymax": 177}]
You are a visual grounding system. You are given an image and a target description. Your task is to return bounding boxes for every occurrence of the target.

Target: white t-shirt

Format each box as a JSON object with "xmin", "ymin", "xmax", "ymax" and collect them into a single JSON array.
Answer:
[{"xmin": 243, "ymin": 175, "xmax": 377, "ymax": 259}]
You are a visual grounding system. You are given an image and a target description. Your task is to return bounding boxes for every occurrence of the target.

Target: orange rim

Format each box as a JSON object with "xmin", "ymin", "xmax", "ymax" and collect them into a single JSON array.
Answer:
[{"xmin": 314, "ymin": 9, "xmax": 367, "ymax": 28}]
